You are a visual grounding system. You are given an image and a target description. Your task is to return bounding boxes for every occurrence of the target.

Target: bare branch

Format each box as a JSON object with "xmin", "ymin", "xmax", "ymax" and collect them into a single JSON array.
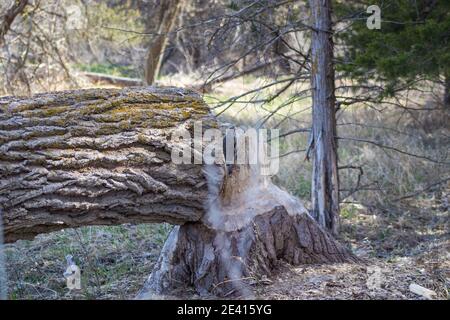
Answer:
[
  {"xmin": 337, "ymin": 136, "xmax": 449, "ymax": 165},
  {"xmin": 393, "ymin": 177, "xmax": 450, "ymax": 201},
  {"xmin": 0, "ymin": 0, "xmax": 28, "ymax": 46}
]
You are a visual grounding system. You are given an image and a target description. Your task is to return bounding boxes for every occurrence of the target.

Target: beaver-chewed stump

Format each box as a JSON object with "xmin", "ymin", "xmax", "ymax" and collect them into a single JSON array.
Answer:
[
  {"xmin": 0, "ymin": 86, "xmax": 358, "ymax": 298},
  {"xmin": 139, "ymin": 164, "xmax": 358, "ymax": 298},
  {"xmin": 141, "ymin": 206, "xmax": 358, "ymax": 298}
]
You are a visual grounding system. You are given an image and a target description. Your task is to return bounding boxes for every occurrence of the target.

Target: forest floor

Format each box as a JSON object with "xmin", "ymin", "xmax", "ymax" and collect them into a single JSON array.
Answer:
[
  {"xmin": 4, "ymin": 185, "xmax": 448, "ymax": 300},
  {"xmin": 258, "ymin": 189, "xmax": 449, "ymax": 300}
]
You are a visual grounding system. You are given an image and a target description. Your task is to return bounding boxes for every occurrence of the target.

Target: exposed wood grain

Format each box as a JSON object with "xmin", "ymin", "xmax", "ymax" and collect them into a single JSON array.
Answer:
[{"xmin": 139, "ymin": 206, "xmax": 359, "ymax": 298}]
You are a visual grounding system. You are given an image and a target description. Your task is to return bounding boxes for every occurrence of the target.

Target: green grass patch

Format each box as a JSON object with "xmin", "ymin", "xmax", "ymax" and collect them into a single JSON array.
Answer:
[{"xmin": 74, "ymin": 63, "xmax": 140, "ymax": 78}]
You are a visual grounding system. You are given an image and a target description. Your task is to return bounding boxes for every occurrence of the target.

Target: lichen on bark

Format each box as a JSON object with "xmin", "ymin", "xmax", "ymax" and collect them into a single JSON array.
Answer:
[{"xmin": 0, "ymin": 86, "xmax": 216, "ymax": 242}]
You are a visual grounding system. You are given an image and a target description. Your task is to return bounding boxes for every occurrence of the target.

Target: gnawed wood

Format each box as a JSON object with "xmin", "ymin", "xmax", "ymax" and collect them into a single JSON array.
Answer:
[
  {"xmin": 138, "ymin": 206, "xmax": 358, "ymax": 298},
  {"xmin": 0, "ymin": 86, "xmax": 216, "ymax": 242},
  {"xmin": 139, "ymin": 158, "xmax": 358, "ymax": 298}
]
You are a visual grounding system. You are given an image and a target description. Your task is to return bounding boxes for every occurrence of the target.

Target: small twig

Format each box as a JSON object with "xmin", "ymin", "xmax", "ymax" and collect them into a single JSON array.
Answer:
[
  {"xmin": 279, "ymin": 148, "xmax": 306, "ymax": 158},
  {"xmin": 305, "ymin": 130, "xmax": 318, "ymax": 162},
  {"xmin": 270, "ymin": 127, "xmax": 310, "ymax": 141},
  {"xmin": 339, "ymin": 165, "xmax": 364, "ymax": 197},
  {"xmin": 393, "ymin": 177, "xmax": 450, "ymax": 201},
  {"xmin": 337, "ymin": 136, "xmax": 450, "ymax": 165}
]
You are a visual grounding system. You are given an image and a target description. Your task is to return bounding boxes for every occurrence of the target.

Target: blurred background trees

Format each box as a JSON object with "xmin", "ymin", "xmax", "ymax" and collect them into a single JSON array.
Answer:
[
  {"xmin": 143, "ymin": 0, "xmax": 183, "ymax": 84},
  {"xmin": 337, "ymin": 0, "xmax": 450, "ymax": 109}
]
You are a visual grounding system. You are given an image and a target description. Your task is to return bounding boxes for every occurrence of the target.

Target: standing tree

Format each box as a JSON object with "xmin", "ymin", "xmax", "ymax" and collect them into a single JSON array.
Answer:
[
  {"xmin": 144, "ymin": 0, "xmax": 183, "ymax": 85},
  {"xmin": 308, "ymin": 0, "xmax": 340, "ymax": 235}
]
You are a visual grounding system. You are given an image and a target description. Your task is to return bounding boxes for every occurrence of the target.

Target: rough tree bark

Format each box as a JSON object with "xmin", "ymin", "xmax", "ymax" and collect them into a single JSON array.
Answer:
[
  {"xmin": 0, "ymin": 86, "xmax": 358, "ymax": 297},
  {"xmin": 0, "ymin": 87, "xmax": 216, "ymax": 242},
  {"xmin": 0, "ymin": 0, "xmax": 28, "ymax": 46},
  {"xmin": 82, "ymin": 72, "xmax": 143, "ymax": 87},
  {"xmin": 308, "ymin": 0, "xmax": 340, "ymax": 236},
  {"xmin": 144, "ymin": 0, "xmax": 183, "ymax": 85},
  {"xmin": 444, "ymin": 74, "xmax": 450, "ymax": 110}
]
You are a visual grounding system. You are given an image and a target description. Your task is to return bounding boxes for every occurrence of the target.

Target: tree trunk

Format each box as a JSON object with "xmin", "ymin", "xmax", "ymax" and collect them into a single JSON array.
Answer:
[
  {"xmin": 0, "ymin": 86, "xmax": 358, "ymax": 297},
  {"xmin": 144, "ymin": 0, "xmax": 183, "ymax": 85},
  {"xmin": 309, "ymin": 0, "xmax": 340, "ymax": 236},
  {"xmin": 138, "ymin": 162, "xmax": 358, "ymax": 298},
  {"xmin": 0, "ymin": 87, "xmax": 216, "ymax": 242},
  {"xmin": 444, "ymin": 74, "xmax": 450, "ymax": 110},
  {"xmin": 139, "ymin": 205, "xmax": 358, "ymax": 298},
  {"xmin": 0, "ymin": 0, "xmax": 28, "ymax": 46}
]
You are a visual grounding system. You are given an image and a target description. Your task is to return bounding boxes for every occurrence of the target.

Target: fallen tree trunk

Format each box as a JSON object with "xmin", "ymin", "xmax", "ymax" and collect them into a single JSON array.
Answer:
[
  {"xmin": 0, "ymin": 86, "xmax": 358, "ymax": 297},
  {"xmin": 82, "ymin": 72, "xmax": 143, "ymax": 87},
  {"xmin": 0, "ymin": 87, "xmax": 216, "ymax": 242}
]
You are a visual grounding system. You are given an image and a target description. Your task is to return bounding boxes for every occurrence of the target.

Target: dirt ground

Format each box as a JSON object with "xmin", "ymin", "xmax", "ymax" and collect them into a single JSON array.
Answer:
[
  {"xmin": 258, "ymin": 188, "xmax": 449, "ymax": 300},
  {"xmin": 4, "ymin": 187, "xmax": 449, "ymax": 300}
]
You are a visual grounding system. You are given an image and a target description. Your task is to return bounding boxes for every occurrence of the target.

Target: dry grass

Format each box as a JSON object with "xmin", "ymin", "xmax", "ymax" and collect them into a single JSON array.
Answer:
[{"xmin": 5, "ymin": 224, "xmax": 171, "ymax": 299}]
